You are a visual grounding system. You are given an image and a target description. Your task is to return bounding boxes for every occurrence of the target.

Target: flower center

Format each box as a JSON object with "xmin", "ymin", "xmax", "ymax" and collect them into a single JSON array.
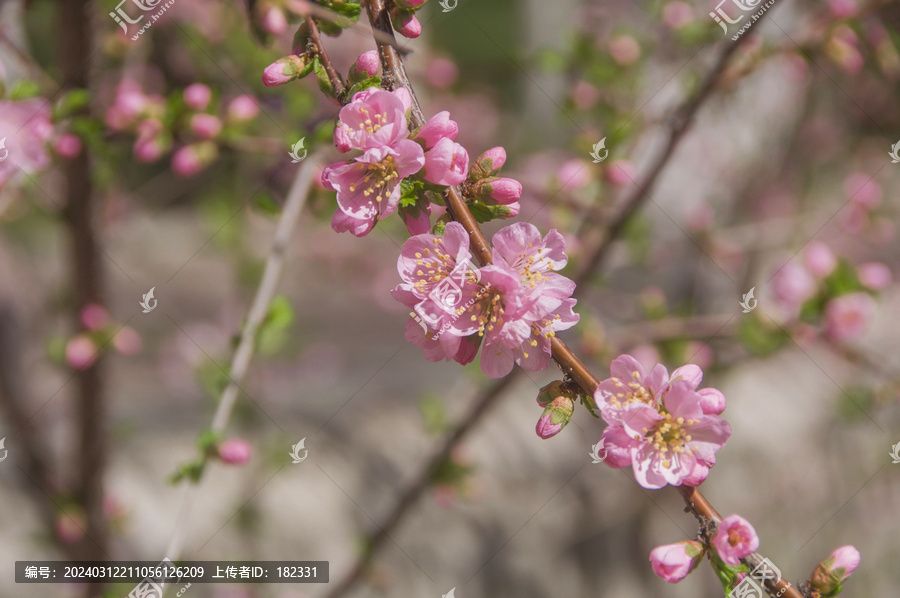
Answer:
[
  {"xmin": 348, "ymin": 155, "xmax": 399, "ymax": 203},
  {"xmin": 640, "ymin": 412, "xmax": 699, "ymax": 469},
  {"xmin": 357, "ymin": 107, "xmax": 388, "ymax": 134},
  {"xmin": 604, "ymin": 370, "xmax": 654, "ymax": 409},
  {"xmin": 469, "ymin": 290, "xmax": 505, "ymax": 337}
]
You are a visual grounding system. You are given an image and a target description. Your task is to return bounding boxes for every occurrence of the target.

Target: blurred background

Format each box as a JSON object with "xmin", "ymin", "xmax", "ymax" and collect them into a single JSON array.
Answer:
[{"xmin": 0, "ymin": 0, "xmax": 899, "ymax": 596}]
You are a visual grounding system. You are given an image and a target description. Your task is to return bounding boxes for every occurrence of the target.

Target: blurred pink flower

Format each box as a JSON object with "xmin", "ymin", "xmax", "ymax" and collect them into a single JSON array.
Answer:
[
  {"xmin": 825, "ymin": 292, "xmax": 875, "ymax": 340},
  {"xmin": 828, "ymin": 0, "xmax": 858, "ymax": 18},
  {"xmin": 685, "ymin": 203, "xmax": 714, "ymax": 232},
  {"xmin": 219, "ymin": 438, "xmax": 252, "ymax": 464},
  {"xmin": 557, "ymin": 159, "xmax": 591, "ymax": 190},
  {"xmin": 66, "ymin": 336, "xmax": 98, "ymax": 370},
  {"xmin": 571, "ymin": 80, "xmax": 600, "ymax": 110},
  {"xmin": 712, "ymin": 514, "xmax": 759, "ymax": 566},
  {"xmin": 662, "ymin": 2, "xmax": 694, "ymax": 29},
  {"xmin": 839, "ymin": 203, "xmax": 867, "ymax": 235},
  {"xmin": 355, "ymin": 50, "xmax": 380, "ymax": 77},
  {"xmin": 172, "ymin": 142, "xmax": 217, "ymax": 177},
  {"xmin": 80, "ymin": 304, "xmax": 110, "ymax": 331},
  {"xmin": 55, "ymin": 509, "xmax": 87, "ymax": 545},
  {"xmin": 827, "ymin": 26, "xmax": 864, "ymax": 74},
  {"xmin": 113, "ymin": 327, "xmax": 142, "ymax": 355},
  {"xmin": 0, "ymin": 98, "xmax": 54, "ymax": 189},
  {"xmin": 857, "ymin": 262, "xmax": 891, "ymax": 290},
  {"xmin": 261, "ymin": 6, "xmax": 289, "ymax": 35},
  {"xmin": 54, "ymin": 134, "xmax": 83, "ymax": 159},
  {"xmin": 609, "ymin": 35, "xmax": 641, "ymax": 65},
  {"xmin": 606, "ymin": 159, "xmax": 637, "ymax": 186},
  {"xmin": 803, "ymin": 241, "xmax": 837, "ymax": 278},
  {"xmin": 771, "ymin": 260, "xmax": 816, "ymax": 313},
  {"xmin": 133, "ymin": 136, "xmax": 168, "ymax": 163},
  {"xmin": 183, "ymin": 83, "xmax": 212, "ymax": 110},
  {"xmin": 190, "ymin": 113, "xmax": 223, "ymax": 139},
  {"xmin": 649, "ymin": 541, "xmax": 704, "ymax": 583},
  {"xmin": 424, "ymin": 57, "xmax": 459, "ymax": 89},
  {"xmin": 227, "ymin": 95, "xmax": 260, "ymax": 121},
  {"xmin": 423, "ymin": 137, "xmax": 468, "ymax": 186},
  {"xmin": 844, "ymin": 172, "xmax": 881, "ymax": 210}
]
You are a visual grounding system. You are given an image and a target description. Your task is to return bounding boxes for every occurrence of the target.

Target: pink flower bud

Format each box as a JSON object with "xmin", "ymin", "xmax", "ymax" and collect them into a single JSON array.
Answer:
[
  {"xmin": 558, "ymin": 159, "xmax": 590, "ymax": 190},
  {"xmin": 828, "ymin": 0, "xmax": 858, "ymax": 18},
  {"xmin": 423, "ymin": 137, "xmax": 468, "ymax": 186},
  {"xmin": 571, "ymin": 80, "xmax": 600, "ymax": 110},
  {"xmin": 80, "ymin": 304, "xmax": 109, "ymax": 331},
  {"xmin": 190, "ymin": 113, "xmax": 223, "ymax": 140},
  {"xmin": 606, "ymin": 159, "xmax": 637, "ymax": 186},
  {"xmin": 54, "ymin": 134, "xmax": 83, "ymax": 159},
  {"xmin": 649, "ymin": 541, "xmax": 705, "ymax": 583},
  {"xmin": 425, "ymin": 57, "xmax": 459, "ymax": 89},
  {"xmin": 171, "ymin": 142, "xmax": 217, "ymax": 177},
  {"xmin": 218, "ymin": 438, "xmax": 252, "ymax": 464},
  {"xmin": 771, "ymin": 261, "xmax": 816, "ymax": 310},
  {"xmin": 535, "ymin": 395, "xmax": 575, "ymax": 439},
  {"xmin": 662, "ymin": 1, "xmax": 694, "ymax": 29},
  {"xmin": 55, "ymin": 509, "xmax": 87, "ymax": 545},
  {"xmin": 66, "ymin": 335, "xmax": 98, "ymax": 370},
  {"xmin": 133, "ymin": 136, "xmax": 167, "ymax": 163},
  {"xmin": 711, "ymin": 514, "xmax": 759, "ymax": 566},
  {"xmin": 698, "ymin": 387, "xmax": 726, "ymax": 415},
  {"xmin": 228, "ymin": 95, "xmax": 260, "ymax": 121},
  {"xmin": 355, "ymin": 50, "xmax": 380, "ymax": 76},
  {"xmin": 391, "ymin": 10, "xmax": 421, "ymax": 38},
  {"xmin": 844, "ymin": 172, "xmax": 881, "ymax": 209},
  {"xmin": 470, "ymin": 146, "xmax": 507, "ymax": 180},
  {"xmin": 608, "ymin": 34, "xmax": 640, "ymax": 65},
  {"xmin": 825, "ymin": 292, "xmax": 875, "ymax": 340},
  {"xmin": 113, "ymin": 327, "xmax": 142, "ymax": 356},
  {"xmin": 482, "ymin": 177, "xmax": 523, "ymax": 205},
  {"xmin": 416, "ymin": 111, "xmax": 459, "ymax": 150},
  {"xmin": 262, "ymin": 55, "xmax": 309, "ymax": 87},
  {"xmin": 810, "ymin": 545, "xmax": 861, "ymax": 597},
  {"xmin": 183, "ymin": 83, "xmax": 212, "ymax": 110},
  {"xmin": 261, "ymin": 6, "xmax": 289, "ymax": 35},
  {"xmin": 803, "ymin": 241, "xmax": 837, "ymax": 278},
  {"xmin": 857, "ymin": 262, "xmax": 892, "ymax": 290}
]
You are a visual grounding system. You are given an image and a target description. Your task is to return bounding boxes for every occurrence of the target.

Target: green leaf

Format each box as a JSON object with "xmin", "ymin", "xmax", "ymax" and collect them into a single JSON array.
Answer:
[
  {"xmin": 169, "ymin": 458, "xmax": 206, "ymax": 485},
  {"xmin": 253, "ymin": 192, "xmax": 282, "ymax": 216},
  {"xmin": 55, "ymin": 89, "xmax": 90, "ymax": 118},
  {"xmin": 468, "ymin": 201, "xmax": 513, "ymax": 223},
  {"xmin": 257, "ymin": 295, "xmax": 295, "ymax": 355},
  {"xmin": 418, "ymin": 394, "xmax": 448, "ymax": 435},
  {"xmin": 580, "ymin": 393, "xmax": 601, "ymax": 418},
  {"xmin": 738, "ymin": 316, "xmax": 790, "ymax": 356},
  {"xmin": 8, "ymin": 79, "xmax": 40, "ymax": 101},
  {"xmin": 709, "ymin": 552, "xmax": 750, "ymax": 595},
  {"xmin": 319, "ymin": 0, "xmax": 362, "ymax": 21},
  {"xmin": 399, "ymin": 178, "xmax": 426, "ymax": 208},
  {"xmin": 346, "ymin": 75, "xmax": 382, "ymax": 99},
  {"xmin": 312, "ymin": 58, "xmax": 338, "ymax": 99}
]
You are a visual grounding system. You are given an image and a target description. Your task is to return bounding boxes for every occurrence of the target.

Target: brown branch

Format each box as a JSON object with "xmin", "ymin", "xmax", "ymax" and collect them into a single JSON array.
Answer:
[{"xmin": 305, "ymin": 15, "xmax": 347, "ymax": 103}]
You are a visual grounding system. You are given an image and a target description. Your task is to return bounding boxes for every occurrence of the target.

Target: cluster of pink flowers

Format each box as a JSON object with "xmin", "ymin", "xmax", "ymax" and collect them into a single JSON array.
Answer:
[
  {"xmin": 105, "ymin": 80, "xmax": 259, "ymax": 176},
  {"xmin": 323, "ymin": 86, "xmax": 522, "ymax": 236},
  {"xmin": 392, "ymin": 221, "xmax": 579, "ymax": 378},
  {"xmin": 65, "ymin": 304, "xmax": 141, "ymax": 370},
  {"xmin": 0, "ymin": 98, "xmax": 55, "ymax": 190},
  {"xmin": 594, "ymin": 355, "xmax": 731, "ymax": 489}
]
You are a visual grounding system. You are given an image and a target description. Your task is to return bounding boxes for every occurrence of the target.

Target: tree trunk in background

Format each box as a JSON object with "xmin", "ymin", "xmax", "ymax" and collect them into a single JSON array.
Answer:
[{"xmin": 59, "ymin": 0, "xmax": 108, "ymax": 592}]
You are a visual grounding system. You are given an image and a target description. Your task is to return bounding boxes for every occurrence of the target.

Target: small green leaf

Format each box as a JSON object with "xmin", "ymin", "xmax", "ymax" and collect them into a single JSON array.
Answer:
[
  {"xmin": 346, "ymin": 75, "xmax": 382, "ymax": 99},
  {"xmin": 55, "ymin": 89, "xmax": 90, "ymax": 118},
  {"xmin": 312, "ymin": 58, "xmax": 339, "ymax": 99},
  {"xmin": 8, "ymin": 80, "xmax": 40, "ymax": 101},
  {"xmin": 253, "ymin": 192, "xmax": 282, "ymax": 216}
]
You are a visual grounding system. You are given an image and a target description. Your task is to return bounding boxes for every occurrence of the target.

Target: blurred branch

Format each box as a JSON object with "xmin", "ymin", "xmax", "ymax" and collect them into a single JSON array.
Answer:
[
  {"xmin": 610, "ymin": 313, "xmax": 739, "ymax": 346},
  {"xmin": 164, "ymin": 153, "xmax": 320, "ymax": 562}
]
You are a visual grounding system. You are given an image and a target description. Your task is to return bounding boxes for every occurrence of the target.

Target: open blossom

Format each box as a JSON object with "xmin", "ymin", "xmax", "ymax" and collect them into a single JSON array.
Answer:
[
  {"xmin": 824, "ymin": 292, "xmax": 875, "ymax": 340},
  {"xmin": 0, "ymin": 98, "xmax": 54, "ymax": 189},
  {"xmin": 333, "ymin": 88, "xmax": 411, "ymax": 152},
  {"xmin": 649, "ymin": 541, "xmax": 705, "ymax": 583},
  {"xmin": 711, "ymin": 514, "xmax": 759, "ymax": 566},
  {"xmin": 594, "ymin": 355, "xmax": 731, "ymax": 489}
]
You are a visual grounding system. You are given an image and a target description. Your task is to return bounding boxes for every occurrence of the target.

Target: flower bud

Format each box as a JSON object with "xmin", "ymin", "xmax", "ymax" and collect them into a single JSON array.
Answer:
[
  {"xmin": 183, "ymin": 83, "xmax": 212, "ymax": 110},
  {"xmin": 66, "ymin": 335, "xmax": 98, "ymax": 370},
  {"xmin": 190, "ymin": 113, "xmax": 222, "ymax": 140},
  {"xmin": 391, "ymin": 9, "xmax": 422, "ymax": 38},
  {"xmin": 228, "ymin": 95, "xmax": 260, "ymax": 121},
  {"xmin": 469, "ymin": 146, "xmax": 507, "ymax": 180},
  {"xmin": 473, "ymin": 177, "xmax": 522, "ymax": 205},
  {"xmin": 809, "ymin": 546, "xmax": 860, "ymax": 597},
  {"xmin": 355, "ymin": 50, "xmax": 380, "ymax": 77},
  {"xmin": 649, "ymin": 540, "xmax": 705, "ymax": 583},
  {"xmin": 535, "ymin": 395, "xmax": 575, "ymax": 439},
  {"xmin": 218, "ymin": 438, "xmax": 252, "ymax": 464},
  {"xmin": 260, "ymin": 5, "xmax": 288, "ymax": 36},
  {"xmin": 171, "ymin": 142, "xmax": 218, "ymax": 177},
  {"xmin": 415, "ymin": 111, "xmax": 458, "ymax": 150},
  {"xmin": 54, "ymin": 134, "xmax": 83, "ymax": 159},
  {"xmin": 262, "ymin": 55, "xmax": 311, "ymax": 87}
]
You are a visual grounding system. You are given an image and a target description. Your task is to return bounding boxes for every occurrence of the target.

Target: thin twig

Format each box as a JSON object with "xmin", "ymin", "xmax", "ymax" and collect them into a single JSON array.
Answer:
[
  {"xmin": 163, "ymin": 155, "xmax": 320, "ymax": 562},
  {"xmin": 305, "ymin": 15, "xmax": 346, "ymax": 103}
]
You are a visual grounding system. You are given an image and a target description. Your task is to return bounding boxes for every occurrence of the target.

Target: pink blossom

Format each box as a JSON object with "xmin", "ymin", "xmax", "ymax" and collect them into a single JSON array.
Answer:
[
  {"xmin": 55, "ymin": 509, "xmax": 87, "ymax": 545},
  {"xmin": 424, "ymin": 57, "xmax": 459, "ymax": 89},
  {"xmin": 828, "ymin": 0, "xmax": 859, "ymax": 18},
  {"xmin": 594, "ymin": 356, "xmax": 731, "ymax": 489},
  {"xmin": 474, "ymin": 177, "xmax": 522, "ymax": 205},
  {"xmin": 810, "ymin": 545, "xmax": 861, "ymax": 596},
  {"xmin": 535, "ymin": 395, "xmax": 575, "ymax": 439},
  {"xmin": 839, "ymin": 203, "xmax": 867, "ymax": 235},
  {"xmin": 607, "ymin": 159, "xmax": 637, "ymax": 186},
  {"xmin": 803, "ymin": 241, "xmax": 837, "ymax": 278},
  {"xmin": 172, "ymin": 142, "xmax": 217, "ymax": 177},
  {"xmin": 113, "ymin": 327, "xmax": 142, "ymax": 355},
  {"xmin": 771, "ymin": 260, "xmax": 816, "ymax": 312},
  {"xmin": 227, "ymin": 95, "xmax": 260, "ymax": 121},
  {"xmin": 558, "ymin": 159, "xmax": 591, "ymax": 190},
  {"xmin": 416, "ymin": 111, "xmax": 458, "ymax": 150},
  {"xmin": 219, "ymin": 438, "xmax": 252, "ymax": 464},
  {"xmin": 66, "ymin": 336, "xmax": 98, "ymax": 370},
  {"xmin": 711, "ymin": 515, "xmax": 759, "ymax": 566},
  {"xmin": 0, "ymin": 99, "xmax": 54, "ymax": 189},
  {"xmin": 324, "ymin": 141, "xmax": 425, "ymax": 236},
  {"xmin": 662, "ymin": 2, "xmax": 694, "ymax": 29},
  {"xmin": 260, "ymin": 6, "xmax": 288, "ymax": 35},
  {"xmin": 685, "ymin": 203, "xmax": 714, "ymax": 232},
  {"xmin": 649, "ymin": 541, "xmax": 705, "ymax": 583},
  {"xmin": 133, "ymin": 136, "xmax": 168, "ymax": 163},
  {"xmin": 334, "ymin": 88, "xmax": 411, "ymax": 152},
  {"xmin": 609, "ymin": 35, "xmax": 640, "ymax": 65},
  {"xmin": 183, "ymin": 83, "xmax": 212, "ymax": 110},
  {"xmin": 54, "ymin": 134, "xmax": 83, "ymax": 159},
  {"xmin": 355, "ymin": 50, "xmax": 380, "ymax": 76},
  {"xmin": 105, "ymin": 81, "xmax": 150, "ymax": 130},
  {"xmin": 190, "ymin": 113, "xmax": 222, "ymax": 139},
  {"xmin": 424, "ymin": 137, "xmax": 469, "ymax": 186},
  {"xmin": 571, "ymin": 80, "xmax": 600, "ymax": 110},
  {"xmin": 471, "ymin": 146, "xmax": 507, "ymax": 179},
  {"xmin": 825, "ymin": 292, "xmax": 875, "ymax": 340},
  {"xmin": 844, "ymin": 172, "xmax": 881, "ymax": 209},
  {"xmin": 80, "ymin": 304, "xmax": 109, "ymax": 330},
  {"xmin": 263, "ymin": 55, "xmax": 309, "ymax": 87},
  {"xmin": 392, "ymin": 11, "xmax": 421, "ymax": 38},
  {"xmin": 857, "ymin": 262, "xmax": 891, "ymax": 290}
]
